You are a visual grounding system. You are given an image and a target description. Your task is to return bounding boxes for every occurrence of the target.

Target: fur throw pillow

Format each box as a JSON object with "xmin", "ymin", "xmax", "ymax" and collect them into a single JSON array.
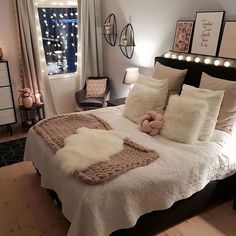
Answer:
[
  {"xmin": 123, "ymin": 74, "xmax": 168, "ymax": 123},
  {"xmin": 160, "ymin": 95, "xmax": 208, "ymax": 144}
]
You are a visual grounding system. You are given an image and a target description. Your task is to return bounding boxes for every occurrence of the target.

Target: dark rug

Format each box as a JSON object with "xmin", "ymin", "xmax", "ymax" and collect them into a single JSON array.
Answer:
[{"xmin": 0, "ymin": 138, "xmax": 26, "ymax": 167}]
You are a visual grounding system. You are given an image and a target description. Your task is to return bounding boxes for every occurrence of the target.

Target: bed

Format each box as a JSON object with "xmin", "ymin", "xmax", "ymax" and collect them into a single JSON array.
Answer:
[{"xmin": 24, "ymin": 56, "xmax": 236, "ymax": 236}]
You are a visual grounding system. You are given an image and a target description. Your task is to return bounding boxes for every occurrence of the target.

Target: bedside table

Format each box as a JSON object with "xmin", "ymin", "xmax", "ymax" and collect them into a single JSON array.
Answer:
[{"xmin": 106, "ymin": 97, "xmax": 126, "ymax": 106}]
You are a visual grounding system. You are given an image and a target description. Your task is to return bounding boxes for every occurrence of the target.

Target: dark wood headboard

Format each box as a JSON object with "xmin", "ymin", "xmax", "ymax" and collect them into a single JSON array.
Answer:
[{"xmin": 155, "ymin": 57, "xmax": 236, "ymax": 87}]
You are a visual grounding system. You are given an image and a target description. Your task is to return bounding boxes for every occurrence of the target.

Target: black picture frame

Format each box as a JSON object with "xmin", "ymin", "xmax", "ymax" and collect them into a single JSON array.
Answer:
[
  {"xmin": 172, "ymin": 20, "xmax": 195, "ymax": 53},
  {"xmin": 190, "ymin": 11, "xmax": 225, "ymax": 56}
]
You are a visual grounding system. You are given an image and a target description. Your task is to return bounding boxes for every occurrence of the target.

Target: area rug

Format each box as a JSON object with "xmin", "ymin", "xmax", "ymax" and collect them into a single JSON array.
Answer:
[{"xmin": 0, "ymin": 138, "xmax": 26, "ymax": 167}]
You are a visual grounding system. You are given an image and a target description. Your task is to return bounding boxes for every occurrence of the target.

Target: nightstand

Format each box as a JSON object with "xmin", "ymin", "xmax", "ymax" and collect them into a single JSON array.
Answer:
[
  {"xmin": 106, "ymin": 97, "xmax": 126, "ymax": 106},
  {"xmin": 19, "ymin": 103, "xmax": 45, "ymax": 129}
]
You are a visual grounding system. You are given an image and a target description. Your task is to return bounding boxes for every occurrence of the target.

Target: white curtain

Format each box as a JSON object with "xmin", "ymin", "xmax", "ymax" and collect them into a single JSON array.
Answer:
[
  {"xmin": 15, "ymin": 0, "xmax": 57, "ymax": 117},
  {"xmin": 77, "ymin": 0, "xmax": 103, "ymax": 90}
]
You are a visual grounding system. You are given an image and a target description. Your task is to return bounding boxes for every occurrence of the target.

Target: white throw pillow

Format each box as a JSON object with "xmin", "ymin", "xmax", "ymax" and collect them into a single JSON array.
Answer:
[
  {"xmin": 160, "ymin": 95, "xmax": 208, "ymax": 144},
  {"xmin": 123, "ymin": 74, "xmax": 168, "ymax": 123},
  {"xmin": 181, "ymin": 85, "xmax": 224, "ymax": 141}
]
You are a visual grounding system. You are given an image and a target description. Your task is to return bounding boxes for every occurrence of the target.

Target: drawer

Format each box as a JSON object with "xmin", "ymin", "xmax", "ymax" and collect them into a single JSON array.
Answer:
[
  {"xmin": 0, "ymin": 63, "xmax": 7, "ymax": 71},
  {"xmin": 0, "ymin": 87, "xmax": 13, "ymax": 109},
  {"xmin": 0, "ymin": 70, "xmax": 10, "ymax": 87},
  {"xmin": 0, "ymin": 70, "xmax": 10, "ymax": 86},
  {"xmin": 0, "ymin": 109, "xmax": 16, "ymax": 125}
]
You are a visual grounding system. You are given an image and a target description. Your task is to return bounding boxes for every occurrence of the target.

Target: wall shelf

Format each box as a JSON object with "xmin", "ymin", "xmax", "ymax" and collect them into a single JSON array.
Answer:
[
  {"xmin": 103, "ymin": 14, "xmax": 117, "ymax": 47},
  {"xmin": 119, "ymin": 23, "xmax": 135, "ymax": 59}
]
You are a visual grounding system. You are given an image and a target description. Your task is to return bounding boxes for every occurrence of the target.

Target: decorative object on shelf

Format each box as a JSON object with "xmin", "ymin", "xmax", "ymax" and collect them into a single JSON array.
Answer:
[
  {"xmin": 119, "ymin": 23, "xmax": 135, "ymax": 59},
  {"xmin": 191, "ymin": 11, "xmax": 225, "ymax": 56},
  {"xmin": 0, "ymin": 47, "xmax": 3, "ymax": 60},
  {"xmin": 103, "ymin": 13, "xmax": 117, "ymax": 46},
  {"xmin": 172, "ymin": 20, "xmax": 194, "ymax": 53},
  {"xmin": 219, "ymin": 21, "xmax": 236, "ymax": 59},
  {"xmin": 19, "ymin": 88, "xmax": 33, "ymax": 108}
]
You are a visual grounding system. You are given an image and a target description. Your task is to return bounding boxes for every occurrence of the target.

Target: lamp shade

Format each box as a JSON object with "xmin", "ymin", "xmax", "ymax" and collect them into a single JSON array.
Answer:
[{"xmin": 123, "ymin": 67, "xmax": 139, "ymax": 85}]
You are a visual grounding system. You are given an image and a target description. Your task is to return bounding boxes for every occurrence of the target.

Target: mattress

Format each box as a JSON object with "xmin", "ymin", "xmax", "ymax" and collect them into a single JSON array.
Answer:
[{"xmin": 24, "ymin": 105, "xmax": 236, "ymax": 236}]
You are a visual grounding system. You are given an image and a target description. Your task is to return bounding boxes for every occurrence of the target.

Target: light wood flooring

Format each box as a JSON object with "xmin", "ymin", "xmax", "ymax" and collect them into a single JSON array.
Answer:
[
  {"xmin": 0, "ymin": 126, "xmax": 27, "ymax": 143},
  {"xmin": 0, "ymin": 162, "xmax": 236, "ymax": 236}
]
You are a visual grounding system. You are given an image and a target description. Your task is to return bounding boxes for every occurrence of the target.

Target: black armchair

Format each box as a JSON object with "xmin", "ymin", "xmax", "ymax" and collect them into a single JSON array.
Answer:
[{"xmin": 75, "ymin": 77, "xmax": 110, "ymax": 110}]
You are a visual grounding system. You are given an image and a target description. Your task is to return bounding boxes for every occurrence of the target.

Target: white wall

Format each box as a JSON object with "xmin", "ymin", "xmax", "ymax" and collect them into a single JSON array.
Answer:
[
  {"xmin": 101, "ymin": 0, "xmax": 236, "ymax": 99},
  {"xmin": 0, "ymin": 0, "xmax": 22, "ymax": 125}
]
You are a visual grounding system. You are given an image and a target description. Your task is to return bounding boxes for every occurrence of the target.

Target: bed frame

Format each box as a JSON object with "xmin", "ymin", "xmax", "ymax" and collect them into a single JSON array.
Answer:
[{"xmin": 110, "ymin": 57, "xmax": 236, "ymax": 235}]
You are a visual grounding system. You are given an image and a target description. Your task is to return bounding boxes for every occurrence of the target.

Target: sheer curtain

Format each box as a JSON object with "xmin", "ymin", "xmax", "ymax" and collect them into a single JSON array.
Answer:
[
  {"xmin": 77, "ymin": 0, "xmax": 103, "ymax": 90},
  {"xmin": 15, "ymin": 0, "xmax": 57, "ymax": 117}
]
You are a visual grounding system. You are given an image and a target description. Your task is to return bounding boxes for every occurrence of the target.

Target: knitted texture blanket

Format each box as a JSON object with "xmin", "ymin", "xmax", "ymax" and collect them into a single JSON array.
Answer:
[
  {"xmin": 34, "ymin": 113, "xmax": 159, "ymax": 184},
  {"xmin": 34, "ymin": 114, "xmax": 112, "ymax": 153}
]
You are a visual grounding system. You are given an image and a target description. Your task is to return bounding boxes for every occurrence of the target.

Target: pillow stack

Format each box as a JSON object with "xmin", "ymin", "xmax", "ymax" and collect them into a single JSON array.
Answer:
[
  {"xmin": 161, "ymin": 85, "xmax": 224, "ymax": 144},
  {"xmin": 122, "ymin": 62, "xmax": 230, "ymax": 145},
  {"xmin": 123, "ymin": 62, "xmax": 187, "ymax": 124}
]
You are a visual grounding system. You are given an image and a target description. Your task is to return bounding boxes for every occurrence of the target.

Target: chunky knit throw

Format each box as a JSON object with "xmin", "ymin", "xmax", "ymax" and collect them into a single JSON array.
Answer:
[
  {"xmin": 76, "ymin": 138, "xmax": 158, "ymax": 184},
  {"xmin": 34, "ymin": 113, "xmax": 159, "ymax": 184},
  {"xmin": 34, "ymin": 114, "xmax": 112, "ymax": 153}
]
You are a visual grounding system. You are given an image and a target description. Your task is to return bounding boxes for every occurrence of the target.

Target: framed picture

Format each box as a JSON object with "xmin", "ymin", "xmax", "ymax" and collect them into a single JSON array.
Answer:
[
  {"xmin": 219, "ymin": 21, "xmax": 236, "ymax": 59},
  {"xmin": 172, "ymin": 20, "xmax": 194, "ymax": 53},
  {"xmin": 191, "ymin": 11, "xmax": 225, "ymax": 56}
]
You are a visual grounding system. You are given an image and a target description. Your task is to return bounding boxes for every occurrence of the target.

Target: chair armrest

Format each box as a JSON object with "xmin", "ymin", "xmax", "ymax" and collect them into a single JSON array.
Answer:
[{"xmin": 75, "ymin": 88, "xmax": 86, "ymax": 105}]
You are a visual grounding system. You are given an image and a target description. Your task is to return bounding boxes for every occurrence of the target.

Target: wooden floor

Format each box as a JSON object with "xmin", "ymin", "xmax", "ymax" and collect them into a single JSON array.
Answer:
[
  {"xmin": 0, "ymin": 162, "xmax": 235, "ymax": 236},
  {"xmin": 0, "ymin": 126, "xmax": 27, "ymax": 143}
]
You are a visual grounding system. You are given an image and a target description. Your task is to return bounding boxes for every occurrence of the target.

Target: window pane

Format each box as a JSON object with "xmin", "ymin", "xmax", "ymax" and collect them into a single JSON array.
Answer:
[{"xmin": 38, "ymin": 7, "xmax": 78, "ymax": 75}]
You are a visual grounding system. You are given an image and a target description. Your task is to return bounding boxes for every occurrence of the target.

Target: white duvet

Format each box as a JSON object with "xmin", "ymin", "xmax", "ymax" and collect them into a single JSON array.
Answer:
[{"xmin": 24, "ymin": 105, "xmax": 236, "ymax": 236}]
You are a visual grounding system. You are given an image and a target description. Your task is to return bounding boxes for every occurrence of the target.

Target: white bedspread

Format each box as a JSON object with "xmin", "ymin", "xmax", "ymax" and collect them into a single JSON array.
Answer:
[{"xmin": 24, "ymin": 106, "xmax": 236, "ymax": 236}]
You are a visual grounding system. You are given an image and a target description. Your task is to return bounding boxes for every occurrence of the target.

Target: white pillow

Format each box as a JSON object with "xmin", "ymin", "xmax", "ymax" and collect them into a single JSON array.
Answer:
[
  {"xmin": 181, "ymin": 85, "xmax": 224, "ymax": 141},
  {"xmin": 123, "ymin": 74, "xmax": 168, "ymax": 123},
  {"xmin": 160, "ymin": 95, "xmax": 208, "ymax": 144}
]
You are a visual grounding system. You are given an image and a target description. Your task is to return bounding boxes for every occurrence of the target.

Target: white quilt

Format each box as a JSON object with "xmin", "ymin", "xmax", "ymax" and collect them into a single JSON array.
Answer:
[{"xmin": 24, "ymin": 106, "xmax": 236, "ymax": 236}]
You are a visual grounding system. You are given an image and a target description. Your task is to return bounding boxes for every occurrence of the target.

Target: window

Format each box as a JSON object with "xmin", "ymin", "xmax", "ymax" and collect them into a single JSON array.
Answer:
[{"xmin": 38, "ymin": 7, "xmax": 78, "ymax": 75}]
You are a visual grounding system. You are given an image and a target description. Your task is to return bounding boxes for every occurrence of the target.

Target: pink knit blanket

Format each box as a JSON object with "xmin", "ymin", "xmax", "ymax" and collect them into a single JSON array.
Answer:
[{"xmin": 34, "ymin": 113, "xmax": 159, "ymax": 184}]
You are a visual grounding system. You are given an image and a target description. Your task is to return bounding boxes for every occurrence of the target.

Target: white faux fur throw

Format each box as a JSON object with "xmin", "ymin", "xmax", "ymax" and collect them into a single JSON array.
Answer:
[{"xmin": 55, "ymin": 127, "xmax": 126, "ymax": 174}]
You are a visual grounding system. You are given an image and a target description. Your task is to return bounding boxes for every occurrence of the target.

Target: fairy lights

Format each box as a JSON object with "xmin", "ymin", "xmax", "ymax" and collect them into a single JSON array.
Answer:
[{"xmin": 37, "ymin": 6, "xmax": 78, "ymax": 75}]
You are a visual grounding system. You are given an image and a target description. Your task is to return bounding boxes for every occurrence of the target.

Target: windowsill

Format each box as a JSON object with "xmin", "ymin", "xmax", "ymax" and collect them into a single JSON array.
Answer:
[{"xmin": 49, "ymin": 72, "xmax": 78, "ymax": 80}]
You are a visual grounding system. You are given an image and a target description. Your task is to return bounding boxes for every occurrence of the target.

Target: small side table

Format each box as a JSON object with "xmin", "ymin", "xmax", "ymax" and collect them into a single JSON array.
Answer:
[
  {"xmin": 106, "ymin": 97, "xmax": 126, "ymax": 106},
  {"xmin": 19, "ymin": 103, "xmax": 45, "ymax": 129}
]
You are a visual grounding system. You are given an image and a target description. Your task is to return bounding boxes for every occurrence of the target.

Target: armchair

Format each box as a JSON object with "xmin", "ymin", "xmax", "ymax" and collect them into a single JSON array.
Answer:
[{"xmin": 75, "ymin": 77, "xmax": 110, "ymax": 110}]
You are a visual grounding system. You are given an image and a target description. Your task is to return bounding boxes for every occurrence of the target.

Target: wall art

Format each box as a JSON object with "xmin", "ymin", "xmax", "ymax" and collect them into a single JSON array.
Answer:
[
  {"xmin": 191, "ymin": 11, "xmax": 224, "ymax": 56},
  {"xmin": 219, "ymin": 21, "xmax": 236, "ymax": 59},
  {"xmin": 172, "ymin": 20, "xmax": 194, "ymax": 53}
]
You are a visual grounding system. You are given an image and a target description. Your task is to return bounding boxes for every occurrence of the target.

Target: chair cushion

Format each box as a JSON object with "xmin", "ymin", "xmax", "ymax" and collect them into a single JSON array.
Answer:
[
  {"xmin": 80, "ymin": 98, "xmax": 104, "ymax": 108},
  {"xmin": 86, "ymin": 79, "xmax": 107, "ymax": 98}
]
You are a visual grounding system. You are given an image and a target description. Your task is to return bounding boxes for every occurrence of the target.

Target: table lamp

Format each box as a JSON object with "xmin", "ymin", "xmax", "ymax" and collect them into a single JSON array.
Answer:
[{"xmin": 123, "ymin": 67, "xmax": 139, "ymax": 90}]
